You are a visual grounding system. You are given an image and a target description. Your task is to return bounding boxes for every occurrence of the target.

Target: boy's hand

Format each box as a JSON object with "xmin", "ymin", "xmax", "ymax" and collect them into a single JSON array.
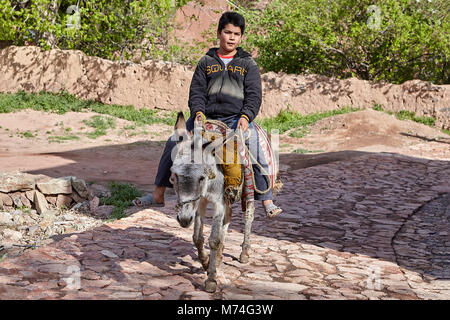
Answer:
[
  {"xmin": 236, "ymin": 116, "xmax": 249, "ymax": 132},
  {"xmin": 195, "ymin": 111, "xmax": 206, "ymax": 123}
]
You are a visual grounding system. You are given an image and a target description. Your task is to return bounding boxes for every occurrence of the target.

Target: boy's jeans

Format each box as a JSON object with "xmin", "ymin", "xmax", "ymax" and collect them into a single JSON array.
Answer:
[{"xmin": 154, "ymin": 115, "xmax": 273, "ymax": 201}]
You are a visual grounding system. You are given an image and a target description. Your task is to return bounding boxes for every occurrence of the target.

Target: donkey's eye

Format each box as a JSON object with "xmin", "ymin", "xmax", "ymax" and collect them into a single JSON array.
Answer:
[{"xmin": 199, "ymin": 176, "xmax": 205, "ymax": 182}]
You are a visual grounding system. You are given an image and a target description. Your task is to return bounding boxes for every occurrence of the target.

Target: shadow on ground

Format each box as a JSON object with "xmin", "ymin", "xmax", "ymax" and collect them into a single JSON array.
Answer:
[{"xmin": 18, "ymin": 140, "xmax": 450, "ymax": 284}]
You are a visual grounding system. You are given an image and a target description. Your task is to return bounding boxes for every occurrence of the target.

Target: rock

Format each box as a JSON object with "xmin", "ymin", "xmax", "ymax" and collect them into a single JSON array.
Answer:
[
  {"xmin": 26, "ymin": 225, "xmax": 39, "ymax": 237},
  {"xmin": 70, "ymin": 191, "xmax": 85, "ymax": 203},
  {"xmin": 2, "ymin": 228, "xmax": 23, "ymax": 242},
  {"xmin": 88, "ymin": 184, "xmax": 111, "ymax": 198},
  {"xmin": 101, "ymin": 250, "xmax": 119, "ymax": 259},
  {"xmin": 0, "ymin": 211, "xmax": 13, "ymax": 226},
  {"xmin": 20, "ymin": 194, "xmax": 31, "ymax": 208},
  {"xmin": 62, "ymin": 213, "xmax": 75, "ymax": 221},
  {"xmin": 56, "ymin": 194, "xmax": 72, "ymax": 208},
  {"xmin": 89, "ymin": 196, "xmax": 100, "ymax": 212},
  {"xmin": 12, "ymin": 214, "xmax": 25, "ymax": 225},
  {"xmin": 34, "ymin": 190, "xmax": 49, "ymax": 215},
  {"xmin": 46, "ymin": 196, "xmax": 57, "ymax": 205},
  {"xmin": 72, "ymin": 178, "xmax": 89, "ymax": 198},
  {"xmin": 9, "ymin": 192, "xmax": 23, "ymax": 207},
  {"xmin": 27, "ymin": 210, "xmax": 39, "ymax": 221},
  {"xmin": 92, "ymin": 205, "xmax": 115, "ymax": 219},
  {"xmin": 0, "ymin": 193, "xmax": 13, "ymax": 206},
  {"xmin": 21, "ymin": 214, "xmax": 36, "ymax": 224},
  {"xmin": 39, "ymin": 210, "xmax": 58, "ymax": 228},
  {"xmin": 72, "ymin": 201, "xmax": 89, "ymax": 212},
  {"xmin": 25, "ymin": 190, "xmax": 35, "ymax": 202},
  {"xmin": 36, "ymin": 177, "xmax": 72, "ymax": 195},
  {"xmin": 0, "ymin": 172, "xmax": 35, "ymax": 193}
]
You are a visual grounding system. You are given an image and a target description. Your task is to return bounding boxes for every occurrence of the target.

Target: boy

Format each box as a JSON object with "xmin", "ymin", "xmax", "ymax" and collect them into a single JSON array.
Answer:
[{"xmin": 134, "ymin": 11, "xmax": 282, "ymax": 218}]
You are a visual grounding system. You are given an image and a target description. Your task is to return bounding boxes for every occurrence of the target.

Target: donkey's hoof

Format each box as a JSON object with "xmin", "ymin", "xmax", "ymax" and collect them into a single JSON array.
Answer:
[
  {"xmin": 239, "ymin": 253, "xmax": 249, "ymax": 264},
  {"xmin": 205, "ymin": 280, "xmax": 217, "ymax": 293}
]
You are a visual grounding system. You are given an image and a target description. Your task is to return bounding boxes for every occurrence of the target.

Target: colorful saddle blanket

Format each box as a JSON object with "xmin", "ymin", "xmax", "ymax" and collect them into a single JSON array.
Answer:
[{"xmin": 203, "ymin": 120, "xmax": 282, "ymax": 209}]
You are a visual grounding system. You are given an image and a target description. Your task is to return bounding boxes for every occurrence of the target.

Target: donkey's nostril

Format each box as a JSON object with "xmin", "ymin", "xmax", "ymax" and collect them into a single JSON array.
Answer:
[
  {"xmin": 176, "ymin": 215, "xmax": 180, "ymax": 223},
  {"xmin": 189, "ymin": 216, "xmax": 193, "ymax": 223}
]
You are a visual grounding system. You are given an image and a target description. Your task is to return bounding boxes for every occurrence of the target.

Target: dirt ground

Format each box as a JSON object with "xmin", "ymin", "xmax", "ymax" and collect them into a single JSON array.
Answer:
[{"xmin": 0, "ymin": 108, "xmax": 449, "ymax": 192}]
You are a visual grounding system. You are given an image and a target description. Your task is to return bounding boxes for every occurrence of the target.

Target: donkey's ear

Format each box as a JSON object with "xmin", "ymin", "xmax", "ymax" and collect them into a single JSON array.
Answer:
[{"xmin": 174, "ymin": 112, "xmax": 186, "ymax": 131}]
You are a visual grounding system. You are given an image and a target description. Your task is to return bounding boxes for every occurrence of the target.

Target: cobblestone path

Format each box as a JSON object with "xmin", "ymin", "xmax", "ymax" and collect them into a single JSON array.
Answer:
[{"xmin": 0, "ymin": 152, "xmax": 449, "ymax": 299}]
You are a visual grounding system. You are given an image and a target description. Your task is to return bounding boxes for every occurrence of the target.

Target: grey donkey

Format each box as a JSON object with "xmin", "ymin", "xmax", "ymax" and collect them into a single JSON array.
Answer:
[{"xmin": 171, "ymin": 112, "xmax": 255, "ymax": 293}]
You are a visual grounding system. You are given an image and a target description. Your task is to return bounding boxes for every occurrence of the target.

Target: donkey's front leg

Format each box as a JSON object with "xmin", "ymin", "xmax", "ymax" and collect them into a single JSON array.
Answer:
[
  {"xmin": 240, "ymin": 200, "xmax": 255, "ymax": 263},
  {"xmin": 205, "ymin": 201, "xmax": 227, "ymax": 293},
  {"xmin": 193, "ymin": 198, "xmax": 209, "ymax": 271}
]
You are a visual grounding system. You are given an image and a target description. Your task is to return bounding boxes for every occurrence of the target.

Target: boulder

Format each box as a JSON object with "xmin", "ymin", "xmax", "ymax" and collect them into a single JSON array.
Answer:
[
  {"xmin": 89, "ymin": 196, "xmax": 100, "ymax": 212},
  {"xmin": 0, "ymin": 193, "xmax": 13, "ymax": 206},
  {"xmin": 25, "ymin": 190, "xmax": 36, "ymax": 202},
  {"xmin": 56, "ymin": 194, "xmax": 73, "ymax": 208},
  {"xmin": 34, "ymin": 190, "xmax": 49, "ymax": 214},
  {"xmin": 72, "ymin": 201, "xmax": 89, "ymax": 212},
  {"xmin": 71, "ymin": 191, "xmax": 85, "ymax": 203},
  {"xmin": 46, "ymin": 196, "xmax": 57, "ymax": 205},
  {"xmin": 9, "ymin": 192, "xmax": 23, "ymax": 207},
  {"xmin": 92, "ymin": 205, "xmax": 115, "ymax": 219},
  {"xmin": 36, "ymin": 177, "xmax": 72, "ymax": 195},
  {"xmin": 88, "ymin": 183, "xmax": 111, "ymax": 198},
  {"xmin": 72, "ymin": 178, "xmax": 89, "ymax": 198},
  {"xmin": 2, "ymin": 228, "xmax": 22, "ymax": 242},
  {"xmin": 0, "ymin": 171, "xmax": 35, "ymax": 193},
  {"xmin": 20, "ymin": 193, "xmax": 31, "ymax": 208},
  {"xmin": 0, "ymin": 211, "xmax": 13, "ymax": 226}
]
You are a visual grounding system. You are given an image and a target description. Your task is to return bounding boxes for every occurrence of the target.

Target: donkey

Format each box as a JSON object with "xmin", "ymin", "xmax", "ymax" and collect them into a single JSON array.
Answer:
[{"xmin": 171, "ymin": 112, "xmax": 255, "ymax": 293}]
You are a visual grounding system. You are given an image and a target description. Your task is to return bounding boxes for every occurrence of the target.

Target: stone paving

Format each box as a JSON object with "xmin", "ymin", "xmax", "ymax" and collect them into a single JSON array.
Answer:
[{"xmin": 0, "ymin": 152, "xmax": 449, "ymax": 300}]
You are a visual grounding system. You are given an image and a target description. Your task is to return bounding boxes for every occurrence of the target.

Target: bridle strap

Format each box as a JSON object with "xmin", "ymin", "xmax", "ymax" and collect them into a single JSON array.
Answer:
[{"xmin": 175, "ymin": 195, "xmax": 201, "ymax": 209}]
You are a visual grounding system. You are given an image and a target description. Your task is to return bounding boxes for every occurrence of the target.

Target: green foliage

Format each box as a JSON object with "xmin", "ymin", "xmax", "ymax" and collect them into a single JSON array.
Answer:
[
  {"xmin": 100, "ymin": 182, "xmax": 142, "ymax": 220},
  {"xmin": 395, "ymin": 110, "xmax": 435, "ymax": 126},
  {"xmin": 0, "ymin": 90, "xmax": 179, "ymax": 126},
  {"xmin": 241, "ymin": 0, "xmax": 449, "ymax": 84},
  {"xmin": 83, "ymin": 115, "xmax": 116, "ymax": 139},
  {"xmin": 259, "ymin": 105, "xmax": 360, "ymax": 134},
  {"xmin": 371, "ymin": 104, "xmax": 437, "ymax": 127},
  {"xmin": 17, "ymin": 130, "xmax": 35, "ymax": 138},
  {"xmin": 372, "ymin": 104, "xmax": 384, "ymax": 112},
  {"xmin": 48, "ymin": 134, "xmax": 80, "ymax": 143},
  {"xmin": 0, "ymin": 0, "xmax": 193, "ymax": 62},
  {"xmin": 293, "ymin": 148, "xmax": 324, "ymax": 154},
  {"xmin": 289, "ymin": 127, "xmax": 309, "ymax": 138}
]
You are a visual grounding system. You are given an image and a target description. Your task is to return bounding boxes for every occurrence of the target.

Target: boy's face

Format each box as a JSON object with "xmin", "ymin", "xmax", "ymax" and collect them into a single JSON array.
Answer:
[{"xmin": 217, "ymin": 23, "xmax": 242, "ymax": 53}]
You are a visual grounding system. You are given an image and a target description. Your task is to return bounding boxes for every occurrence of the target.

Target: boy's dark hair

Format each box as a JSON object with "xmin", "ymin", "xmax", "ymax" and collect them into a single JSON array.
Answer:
[{"xmin": 218, "ymin": 11, "xmax": 245, "ymax": 35}]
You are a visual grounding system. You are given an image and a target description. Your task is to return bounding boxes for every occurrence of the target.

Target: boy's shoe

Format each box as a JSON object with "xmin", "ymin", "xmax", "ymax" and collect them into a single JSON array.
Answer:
[
  {"xmin": 264, "ymin": 203, "xmax": 283, "ymax": 219},
  {"xmin": 132, "ymin": 194, "xmax": 164, "ymax": 207}
]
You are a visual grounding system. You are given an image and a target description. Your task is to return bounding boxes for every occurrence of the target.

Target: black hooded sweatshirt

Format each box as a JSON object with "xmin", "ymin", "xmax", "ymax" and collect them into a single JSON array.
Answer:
[{"xmin": 188, "ymin": 47, "xmax": 262, "ymax": 123}]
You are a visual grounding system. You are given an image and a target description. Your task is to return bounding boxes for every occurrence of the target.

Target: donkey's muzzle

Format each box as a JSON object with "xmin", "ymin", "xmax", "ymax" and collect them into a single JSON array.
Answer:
[{"xmin": 177, "ymin": 214, "xmax": 193, "ymax": 228}]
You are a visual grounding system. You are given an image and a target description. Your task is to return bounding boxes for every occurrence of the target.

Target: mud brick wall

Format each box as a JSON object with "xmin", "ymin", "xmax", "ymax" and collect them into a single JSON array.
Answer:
[{"xmin": 0, "ymin": 46, "xmax": 448, "ymax": 130}]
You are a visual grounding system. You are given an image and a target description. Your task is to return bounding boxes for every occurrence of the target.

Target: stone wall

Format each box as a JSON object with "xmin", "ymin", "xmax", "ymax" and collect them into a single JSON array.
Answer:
[
  {"xmin": 0, "ymin": 46, "xmax": 448, "ymax": 129},
  {"xmin": 0, "ymin": 172, "xmax": 111, "ymax": 218}
]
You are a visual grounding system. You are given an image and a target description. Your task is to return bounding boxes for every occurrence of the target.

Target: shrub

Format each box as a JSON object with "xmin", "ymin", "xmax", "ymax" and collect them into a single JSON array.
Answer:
[
  {"xmin": 241, "ymin": 0, "xmax": 449, "ymax": 84},
  {"xmin": 0, "ymin": 0, "xmax": 193, "ymax": 62}
]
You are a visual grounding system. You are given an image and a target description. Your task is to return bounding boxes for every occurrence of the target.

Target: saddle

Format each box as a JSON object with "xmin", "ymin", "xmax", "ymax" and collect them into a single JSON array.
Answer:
[{"xmin": 203, "ymin": 120, "xmax": 283, "ymax": 211}]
